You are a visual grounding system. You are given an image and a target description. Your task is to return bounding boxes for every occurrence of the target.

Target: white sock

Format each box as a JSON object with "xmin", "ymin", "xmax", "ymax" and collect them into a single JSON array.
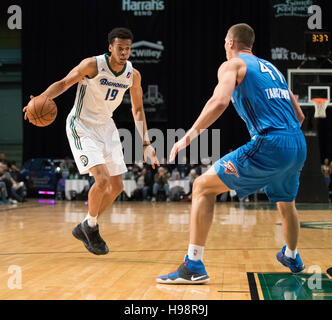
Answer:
[
  {"xmin": 84, "ymin": 212, "xmax": 98, "ymax": 228},
  {"xmin": 188, "ymin": 244, "xmax": 205, "ymax": 261},
  {"xmin": 285, "ymin": 246, "xmax": 298, "ymax": 259}
]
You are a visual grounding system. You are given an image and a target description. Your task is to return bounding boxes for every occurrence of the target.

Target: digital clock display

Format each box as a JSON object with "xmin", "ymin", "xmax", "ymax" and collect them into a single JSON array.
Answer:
[
  {"xmin": 305, "ymin": 31, "xmax": 330, "ymax": 57},
  {"xmin": 312, "ymin": 33, "xmax": 329, "ymax": 43}
]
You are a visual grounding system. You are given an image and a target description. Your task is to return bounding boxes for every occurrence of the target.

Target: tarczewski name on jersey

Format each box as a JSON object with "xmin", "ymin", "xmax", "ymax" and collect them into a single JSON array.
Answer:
[
  {"xmin": 100, "ymin": 78, "xmax": 129, "ymax": 89},
  {"xmin": 265, "ymin": 87, "xmax": 290, "ymax": 100}
]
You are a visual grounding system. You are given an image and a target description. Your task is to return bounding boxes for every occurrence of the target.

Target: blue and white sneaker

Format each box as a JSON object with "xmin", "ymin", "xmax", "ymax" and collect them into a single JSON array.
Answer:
[
  {"xmin": 276, "ymin": 245, "xmax": 305, "ymax": 274},
  {"xmin": 156, "ymin": 255, "xmax": 210, "ymax": 284}
]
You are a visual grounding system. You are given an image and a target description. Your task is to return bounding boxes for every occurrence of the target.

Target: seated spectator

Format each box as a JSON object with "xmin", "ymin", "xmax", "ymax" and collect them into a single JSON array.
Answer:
[
  {"xmin": 189, "ymin": 163, "xmax": 201, "ymax": 176},
  {"xmin": 56, "ymin": 176, "xmax": 66, "ymax": 200},
  {"xmin": 200, "ymin": 158, "xmax": 212, "ymax": 174},
  {"xmin": 0, "ymin": 181, "xmax": 9, "ymax": 204},
  {"xmin": 68, "ymin": 165, "xmax": 80, "ymax": 180},
  {"xmin": 7, "ymin": 161, "xmax": 21, "ymax": 182},
  {"xmin": 59, "ymin": 156, "xmax": 75, "ymax": 178},
  {"xmin": 0, "ymin": 153, "xmax": 6, "ymax": 164},
  {"xmin": 183, "ymin": 169, "xmax": 199, "ymax": 200},
  {"xmin": 170, "ymin": 167, "xmax": 181, "ymax": 180},
  {"xmin": 0, "ymin": 163, "xmax": 25, "ymax": 203},
  {"xmin": 123, "ymin": 166, "xmax": 135, "ymax": 180},
  {"xmin": 133, "ymin": 167, "xmax": 153, "ymax": 201},
  {"xmin": 160, "ymin": 157, "xmax": 173, "ymax": 177},
  {"xmin": 178, "ymin": 156, "xmax": 191, "ymax": 178},
  {"xmin": 321, "ymin": 158, "xmax": 331, "ymax": 189},
  {"xmin": 132, "ymin": 164, "xmax": 142, "ymax": 181},
  {"xmin": 152, "ymin": 167, "xmax": 169, "ymax": 201},
  {"xmin": 135, "ymin": 160, "xmax": 144, "ymax": 170}
]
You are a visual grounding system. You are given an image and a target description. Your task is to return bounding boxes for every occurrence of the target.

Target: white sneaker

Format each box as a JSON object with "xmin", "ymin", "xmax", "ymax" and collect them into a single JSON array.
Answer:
[
  {"xmin": 12, "ymin": 182, "xmax": 24, "ymax": 190},
  {"xmin": 9, "ymin": 198, "xmax": 18, "ymax": 204}
]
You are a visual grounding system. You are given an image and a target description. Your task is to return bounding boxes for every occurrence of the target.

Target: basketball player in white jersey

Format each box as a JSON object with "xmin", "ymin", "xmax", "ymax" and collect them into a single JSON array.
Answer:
[{"xmin": 23, "ymin": 28, "xmax": 159, "ymax": 255}]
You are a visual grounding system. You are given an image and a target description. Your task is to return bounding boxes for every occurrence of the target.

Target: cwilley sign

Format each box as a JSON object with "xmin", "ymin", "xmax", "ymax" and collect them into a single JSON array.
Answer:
[
  {"xmin": 122, "ymin": 0, "xmax": 165, "ymax": 16},
  {"xmin": 130, "ymin": 40, "xmax": 164, "ymax": 63}
]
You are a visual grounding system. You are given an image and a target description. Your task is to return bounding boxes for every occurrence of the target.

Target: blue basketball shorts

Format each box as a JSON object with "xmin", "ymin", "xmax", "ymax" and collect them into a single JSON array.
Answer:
[{"xmin": 214, "ymin": 129, "xmax": 307, "ymax": 203}]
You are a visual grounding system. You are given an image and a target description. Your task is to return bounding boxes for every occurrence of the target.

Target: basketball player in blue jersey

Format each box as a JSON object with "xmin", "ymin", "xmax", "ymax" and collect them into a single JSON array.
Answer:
[
  {"xmin": 23, "ymin": 28, "xmax": 159, "ymax": 255},
  {"xmin": 157, "ymin": 23, "xmax": 307, "ymax": 284}
]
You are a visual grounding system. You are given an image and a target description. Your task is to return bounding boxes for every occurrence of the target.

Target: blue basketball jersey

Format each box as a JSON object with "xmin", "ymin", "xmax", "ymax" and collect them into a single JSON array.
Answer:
[{"xmin": 232, "ymin": 54, "xmax": 300, "ymax": 137}]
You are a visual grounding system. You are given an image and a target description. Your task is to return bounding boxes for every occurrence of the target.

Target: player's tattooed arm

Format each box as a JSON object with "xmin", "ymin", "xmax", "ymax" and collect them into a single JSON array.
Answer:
[{"xmin": 130, "ymin": 68, "xmax": 160, "ymax": 169}]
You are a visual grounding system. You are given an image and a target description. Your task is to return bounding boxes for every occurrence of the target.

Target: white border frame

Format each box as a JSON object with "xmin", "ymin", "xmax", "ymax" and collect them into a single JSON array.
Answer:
[
  {"xmin": 308, "ymin": 86, "xmax": 330, "ymax": 102},
  {"xmin": 287, "ymin": 68, "xmax": 332, "ymax": 107}
]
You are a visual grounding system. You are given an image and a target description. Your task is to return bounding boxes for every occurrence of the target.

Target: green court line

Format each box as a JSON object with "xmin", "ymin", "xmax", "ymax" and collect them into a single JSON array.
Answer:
[
  {"xmin": 237, "ymin": 203, "xmax": 332, "ymax": 211},
  {"xmin": 257, "ymin": 273, "xmax": 332, "ymax": 300}
]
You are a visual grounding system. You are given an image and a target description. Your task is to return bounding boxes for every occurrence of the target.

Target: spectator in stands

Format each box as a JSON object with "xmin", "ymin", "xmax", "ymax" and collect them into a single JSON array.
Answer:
[
  {"xmin": 69, "ymin": 164, "xmax": 80, "ymax": 179},
  {"xmin": 56, "ymin": 176, "xmax": 66, "ymax": 200},
  {"xmin": 133, "ymin": 167, "xmax": 153, "ymax": 201},
  {"xmin": 0, "ymin": 163, "xmax": 25, "ymax": 203},
  {"xmin": 0, "ymin": 181, "xmax": 9, "ymax": 203},
  {"xmin": 62, "ymin": 156, "xmax": 75, "ymax": 170},
  {"xmin": 0, "ymin": 153, "xmax": 6, "ymax": 164},
  {"xmin": 160, "ymin": 157, "xmax": 173, "ymax": 177},
  {"xmin": 123, "ymin": 166, "xmax": 136, "ymax": 180},
  {"xmin": 170, "ymin": 167, "xmax": 181, "ymax": 180},
  {"xmin": 178, "ymin": 156, "xmax": 191, "ymax": 178},
  {"xmin": 152, "ymin": 166, "xmax": 169, "ymax": 201},
  {"xmin": 200, "ymin": 158, "xmax": 212, "ymax": 174},
  {"xmin": 184, "ymin": 169, "xmax": 199, "ymax": 200},
  {"xmin": 7, "ymin": 161, "xmax": 20, "ymax": 182},
  {"xmin": 188, "ymin": 163, "xmax": 201, "ymax": 176},
  {"xmin": 59, "ymin": 156, "xmax": 75, "ymax": 178},
  {"xmin": 132, "ymin": 164, "xmax": 141, "ymax": 181},
  {"xmin": 135, "ymin": 160, "xmax": 144, "ymax": 170},
  {"xmin": 143, "ymin": 166, "xmax": 154, "ymax": 200},
  {"xmin": 321, "ymin": 158, "xmax": 331, "ymax": 189}
]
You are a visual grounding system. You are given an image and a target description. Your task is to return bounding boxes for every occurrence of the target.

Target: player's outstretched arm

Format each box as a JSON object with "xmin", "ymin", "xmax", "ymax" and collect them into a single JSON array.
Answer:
[
  {"xmin": 130, "ymin": 68, "xmax": 160, "ymax": 169},
  {"xmin": 169, "ymin": 60, "xmax": 238, "ymax": 162},
  {"xmin": 289, "ymin": 89, "xmax": 305, "ymax": 125},
  {"xmin": 23, "ymin": 58, "xmax": 97, "ymax": 120}
]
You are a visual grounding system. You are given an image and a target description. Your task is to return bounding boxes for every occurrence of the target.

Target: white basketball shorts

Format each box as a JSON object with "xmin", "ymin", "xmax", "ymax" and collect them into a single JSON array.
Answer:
[{"xmin": 66, "ymin": 115, "xmax": 127, "ymax": 176}]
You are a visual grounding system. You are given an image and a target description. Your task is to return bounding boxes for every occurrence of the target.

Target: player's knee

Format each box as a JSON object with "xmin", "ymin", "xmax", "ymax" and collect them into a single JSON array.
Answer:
[
  {"xmin": 95, "ymin": 176, "xmax": 110, "ymax": 190},
  {"xmin": 277, "ymin": 201, "xmax": 297, "ymax": 216},
  {"xmin": 192, "ymin": 177, "xmax": 207, "ymax": 197}
]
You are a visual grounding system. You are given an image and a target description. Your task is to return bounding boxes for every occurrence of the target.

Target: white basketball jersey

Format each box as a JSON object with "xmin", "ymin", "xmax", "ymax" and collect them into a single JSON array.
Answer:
[{"xmin": 69, "ymin": 53, "xmax": 133, "ymax": 126}]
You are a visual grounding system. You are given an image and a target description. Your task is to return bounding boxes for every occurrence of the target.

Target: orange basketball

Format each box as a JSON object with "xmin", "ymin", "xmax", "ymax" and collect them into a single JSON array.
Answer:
[{"xmin": 26, "ymin": 95, "xmax": 57, "ymax": 127}]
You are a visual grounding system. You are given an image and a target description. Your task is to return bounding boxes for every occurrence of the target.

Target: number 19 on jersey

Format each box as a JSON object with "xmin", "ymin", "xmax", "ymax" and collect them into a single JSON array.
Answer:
[{"xmin": 105, "ymin": 88, "xmax": 119, "ymax": 101}]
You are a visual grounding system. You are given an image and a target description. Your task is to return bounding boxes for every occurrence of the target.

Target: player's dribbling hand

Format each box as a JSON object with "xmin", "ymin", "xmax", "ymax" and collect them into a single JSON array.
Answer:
[
  {"xmin": 22, "ymin": 95, "xmax": 35, "ymax": 120},
  {"xmin": 143, "ymin": 145, "xmax": 160, "ymax": 169}
]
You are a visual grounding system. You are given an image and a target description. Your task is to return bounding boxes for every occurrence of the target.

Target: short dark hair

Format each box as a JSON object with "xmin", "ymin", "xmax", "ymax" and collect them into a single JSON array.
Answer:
[
  {"xmin": 228, "ymin": 23, "xmax": 255, "ymax": 49},
  {"xmin": 108, "ymin": 27, "xmax": 133, "ymax": 45}
]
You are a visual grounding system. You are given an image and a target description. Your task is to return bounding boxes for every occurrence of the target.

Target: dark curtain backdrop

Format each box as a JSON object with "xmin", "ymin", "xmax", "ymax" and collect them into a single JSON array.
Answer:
[{"xmin": 22, "ymin": 0, "xmax": 331, "ymax": 163}]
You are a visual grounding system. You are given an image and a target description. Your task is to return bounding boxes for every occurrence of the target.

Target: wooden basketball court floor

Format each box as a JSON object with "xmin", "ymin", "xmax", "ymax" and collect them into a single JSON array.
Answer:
[{"xmin": 0, "ymin": 200, "xmax": 331, "ymax": 300}]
